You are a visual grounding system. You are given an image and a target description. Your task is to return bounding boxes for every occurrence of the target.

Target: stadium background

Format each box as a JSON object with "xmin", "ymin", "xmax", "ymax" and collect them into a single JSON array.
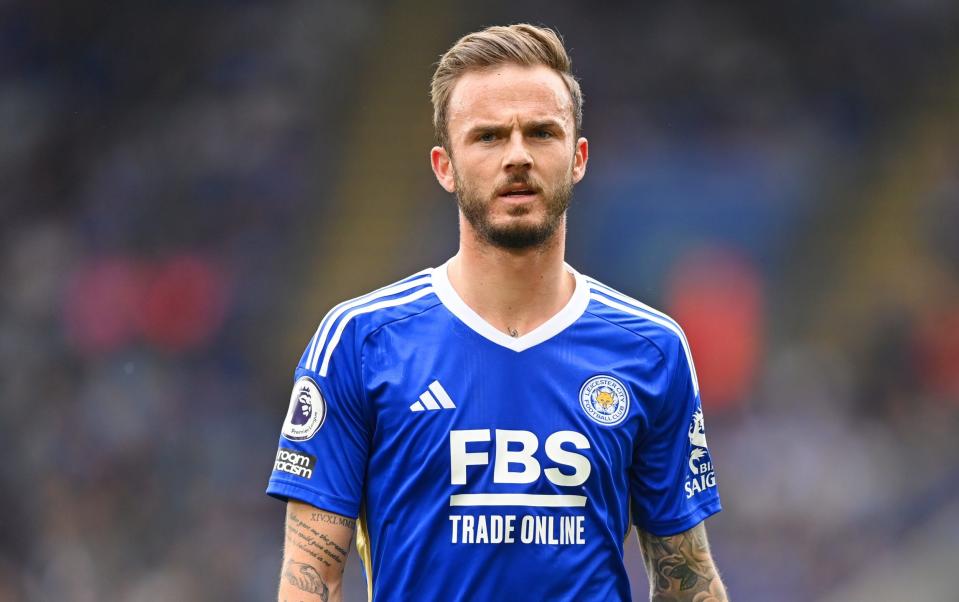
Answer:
[{"xmin": 2, "ymin": 1, "xmax": 958, "ymax": 600}]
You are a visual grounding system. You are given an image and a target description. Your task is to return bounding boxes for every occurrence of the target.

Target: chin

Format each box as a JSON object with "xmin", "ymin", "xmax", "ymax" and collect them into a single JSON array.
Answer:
[{"xmin": 481, "ymin": 216, "xmax": 561, "ymax": 250}]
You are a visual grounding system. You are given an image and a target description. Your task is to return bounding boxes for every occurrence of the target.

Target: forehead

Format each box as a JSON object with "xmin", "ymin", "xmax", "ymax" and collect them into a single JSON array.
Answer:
[{"xmin": 446, "ymin": 63, "xmax": 574, "ymax": 131}]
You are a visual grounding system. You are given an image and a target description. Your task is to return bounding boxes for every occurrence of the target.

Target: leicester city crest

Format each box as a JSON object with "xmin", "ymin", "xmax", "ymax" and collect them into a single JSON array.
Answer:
[
  {"xmin": 579, "ymin": 375, "xmax": 629, "ymax": 426},
  {"xmin": 282, "ymin": 376, "xmax": 327, "ymax": 441}
]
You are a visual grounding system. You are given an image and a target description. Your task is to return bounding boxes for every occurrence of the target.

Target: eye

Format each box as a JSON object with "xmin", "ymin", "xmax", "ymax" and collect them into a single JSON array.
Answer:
[
  {"xmin": 531, "ymin": 129, "xmax": 553, "ymax": 139},
  {"xmin": 477, "ymin": 131, "xmax": 497, "ymax": 142}
]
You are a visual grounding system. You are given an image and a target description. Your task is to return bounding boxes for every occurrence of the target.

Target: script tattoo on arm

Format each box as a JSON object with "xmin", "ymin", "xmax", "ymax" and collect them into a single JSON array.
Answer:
[
  {"xmin": 310, "ymin": 512, "xmax": 356, "ymax": 529},
  {"xmin": 279, "ymin": 503, "xmax": 356, "ymax": 602},
  {"xmin": 637, "ymin": 522, "xmax": 728, "ymax": 602},
  {"xmin": 286, "ymin": 514, "xmax": 351, "ymax": 568}
]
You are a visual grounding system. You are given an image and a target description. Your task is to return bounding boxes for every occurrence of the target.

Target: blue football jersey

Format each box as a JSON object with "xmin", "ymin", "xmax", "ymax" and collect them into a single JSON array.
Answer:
[{"xmin": 267, "ymin": 260, "xmax": 721, "ymax": 601}]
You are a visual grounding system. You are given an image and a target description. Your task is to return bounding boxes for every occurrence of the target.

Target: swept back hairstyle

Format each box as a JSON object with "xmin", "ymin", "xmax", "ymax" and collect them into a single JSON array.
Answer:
[{"xmin": 430, "ymin": 23, "xmax": 583, "ymax": 150}]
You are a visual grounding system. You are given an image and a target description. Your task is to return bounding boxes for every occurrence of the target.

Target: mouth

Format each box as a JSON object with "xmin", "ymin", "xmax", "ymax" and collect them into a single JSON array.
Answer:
[{"xmin": 497, "ymin": 185, "xmax": 539, "ymax": 202}]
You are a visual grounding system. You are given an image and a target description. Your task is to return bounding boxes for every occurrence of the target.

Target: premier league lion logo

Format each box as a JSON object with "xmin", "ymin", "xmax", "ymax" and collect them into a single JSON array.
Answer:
[
  {"xmin": 291, "ymin": 385, "xmax": 314, "ymax": 426},
  {"xmin": 282, "ymin": 376, "xmax": 326, "ymax": 441}
]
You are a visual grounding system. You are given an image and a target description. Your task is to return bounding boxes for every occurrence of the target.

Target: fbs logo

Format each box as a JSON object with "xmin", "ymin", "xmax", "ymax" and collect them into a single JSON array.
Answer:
[
  {"xmin": 450, "ymin": 429, "xmax": 591, "ymax": 487},
  {"xmin": 282, "ymin": 376, "xmax": 326, "ymax": 441},
  {"xmin": 685, "ymin": 407, "xmax": 716, "ymax": 498}
]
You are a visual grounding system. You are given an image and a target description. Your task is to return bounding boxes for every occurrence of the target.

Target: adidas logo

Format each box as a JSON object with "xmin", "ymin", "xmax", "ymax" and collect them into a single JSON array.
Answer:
[{"xmin": 410, "ymin": 380, "xmax": 456, "ymax": 412}]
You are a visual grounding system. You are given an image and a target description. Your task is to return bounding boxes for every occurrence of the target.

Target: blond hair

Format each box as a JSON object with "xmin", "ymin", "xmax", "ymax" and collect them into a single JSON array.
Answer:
[{"xmin": 430, "ymin": 23, "xmax": 583, "ymax": 149}]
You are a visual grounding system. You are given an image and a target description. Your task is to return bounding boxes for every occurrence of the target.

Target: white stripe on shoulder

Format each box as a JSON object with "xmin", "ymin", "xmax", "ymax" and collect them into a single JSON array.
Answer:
[
  {"xmin": 306, "ymin": 269, "xmax": 432, "ymax": 372},
  {"xmin": 586, "ymin": 277, "xmax": 684, "ymax": 332},
  {"xmin": 318, "ymin": 286, "xmax": 435, "ymax": 377},
  {"xmin": 586, "ymin": 277, "xmax": 696, "ymax": 367},
  {"xmin": 589, "ymin": 291, "xmax": 700, "ymax": 396}
]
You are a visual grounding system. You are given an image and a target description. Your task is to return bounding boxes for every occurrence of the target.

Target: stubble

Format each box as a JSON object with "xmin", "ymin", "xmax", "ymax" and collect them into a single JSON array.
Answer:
[{"xmin": 454, "ymin": 169, "xmax": 573, "ymax": 251}]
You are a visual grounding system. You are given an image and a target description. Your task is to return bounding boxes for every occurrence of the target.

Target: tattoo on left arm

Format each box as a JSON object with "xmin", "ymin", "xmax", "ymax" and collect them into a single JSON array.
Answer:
[{"xmin": 637, "ymin": 522, "xmax": 728, "ymax": 602}]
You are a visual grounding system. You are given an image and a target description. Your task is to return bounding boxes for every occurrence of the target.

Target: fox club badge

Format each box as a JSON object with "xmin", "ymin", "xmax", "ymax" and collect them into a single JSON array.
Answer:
[
  {"xmin": 282, "ymin": 376, "xmax": 326, "ymax": 441},
  {"xmin": 579, "ymin": 375, "xmax": 629, "ymax": 426}
]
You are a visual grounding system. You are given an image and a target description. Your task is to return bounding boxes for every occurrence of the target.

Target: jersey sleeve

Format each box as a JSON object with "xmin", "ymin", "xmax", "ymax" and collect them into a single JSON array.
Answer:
[
  {"xmin": 629, "ymin": 332, "xmax": 721, "ymax": 536},
  {"xmin": 266, "ymin": 315, "xmax": 370, "ymax": 519}
]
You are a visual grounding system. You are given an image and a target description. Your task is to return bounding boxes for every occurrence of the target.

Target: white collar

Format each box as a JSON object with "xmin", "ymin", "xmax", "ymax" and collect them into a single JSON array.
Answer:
[{"xmin": 430, "ymin": 257, "xmax": 589, "ymax": 352}]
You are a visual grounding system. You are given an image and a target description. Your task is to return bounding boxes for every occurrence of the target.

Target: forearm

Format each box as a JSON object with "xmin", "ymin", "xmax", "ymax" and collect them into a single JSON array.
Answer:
[
  {"xmin": 637, "ymin": 522, "xmax": 728, "ymax": 602},
  {"xmin": 279, "ymin": 502, "xmax": 356, "ymax": 602}
]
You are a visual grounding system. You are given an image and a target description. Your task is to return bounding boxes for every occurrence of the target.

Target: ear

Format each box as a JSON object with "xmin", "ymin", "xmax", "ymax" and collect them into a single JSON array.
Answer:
[
  {"xmin": 430, "ymin": 146, "xmax": 456, "ymax": 193},
  {"xmin": 571, "ymin": 137, "xmax": 589, "ymax": 184}
]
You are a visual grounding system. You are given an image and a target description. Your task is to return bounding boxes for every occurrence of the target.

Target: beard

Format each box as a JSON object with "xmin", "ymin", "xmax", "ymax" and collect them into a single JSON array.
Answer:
[{"xmin": 455, "ymin": 169, "xmax": 573, "ymax": 251}]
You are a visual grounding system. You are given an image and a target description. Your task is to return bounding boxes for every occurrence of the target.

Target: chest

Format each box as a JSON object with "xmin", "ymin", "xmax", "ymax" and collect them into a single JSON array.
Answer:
[{"xmin": 360, "ymin": 321, "xmax": 664, "ymax": 491}]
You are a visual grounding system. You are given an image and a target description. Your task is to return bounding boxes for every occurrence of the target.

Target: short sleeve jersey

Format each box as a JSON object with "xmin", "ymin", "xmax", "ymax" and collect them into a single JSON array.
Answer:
[{"xmin": 267, "ymin": 260, "xmax": 721, "ymax": 601}]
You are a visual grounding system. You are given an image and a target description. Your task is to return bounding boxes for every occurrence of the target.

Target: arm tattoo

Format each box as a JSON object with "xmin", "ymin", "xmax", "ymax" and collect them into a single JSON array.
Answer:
[
  {"xmin": 637, "ymin": 523, "xmax": 728, "ymax": 602},
  {"xmin": 310, "ymin": 512, "xmax": 356, "ymax": 529},
  {"xmin": 281, "ymin": 508, "xmax": 355, "ymax": 601},
  {"xmin": 286, "ymin": 514, "xmax": 352, "ymax": 567},
  {"xmin": 282, "ymin": 560, "xmax": 329, "ymax": 601}
]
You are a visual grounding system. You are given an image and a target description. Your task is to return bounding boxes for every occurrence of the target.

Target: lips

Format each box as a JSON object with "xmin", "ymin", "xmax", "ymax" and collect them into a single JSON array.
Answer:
[{"xmin": 496, "ymin": 182, "xmax": 539, "ymax": 198}]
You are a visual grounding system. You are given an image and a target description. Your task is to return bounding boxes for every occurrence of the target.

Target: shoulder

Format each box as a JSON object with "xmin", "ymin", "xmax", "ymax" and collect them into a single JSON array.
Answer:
[
  {"xmin": 580, "ymin": 272, "xmax": 699, "ymax": 392},
  {"xmin": 581, "ymin": 273, "xmax": 685, "ymax": 348},
  {"xmin": 300, "ymin": 267, "xmax": 441, "ymax": 376}
]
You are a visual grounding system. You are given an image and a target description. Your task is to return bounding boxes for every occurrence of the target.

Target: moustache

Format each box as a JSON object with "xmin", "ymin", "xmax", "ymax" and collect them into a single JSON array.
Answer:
[{"xmin": 494, "ymin": 174, "xmax": 544, "ymax": 196}]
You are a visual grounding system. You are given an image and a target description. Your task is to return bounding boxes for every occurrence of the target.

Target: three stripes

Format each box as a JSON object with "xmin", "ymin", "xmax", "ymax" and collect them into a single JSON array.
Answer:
[
  {"xmin": 304, "ymin": 270, "xmax": 434, "ymax": 377},
  {"xmin": 585, "ymin": 277, "xmax": 700, "ymax": 396},
  {"xmin": 301, "ymin": 267, "xmax": 697, "ymax": 396},
  {"xmin": 409, "ymin": 380, "xmax": 456, "ymax": 412}
]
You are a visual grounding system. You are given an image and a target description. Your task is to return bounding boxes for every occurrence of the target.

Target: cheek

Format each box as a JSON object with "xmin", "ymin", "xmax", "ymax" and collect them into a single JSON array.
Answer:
[
  {"xmin": 454, "ymin": 156, "xmax": 498, "ymax": 186},
  {"xmin": 457, "ymin": 150, "xmax": 500, "ymax": 174}
]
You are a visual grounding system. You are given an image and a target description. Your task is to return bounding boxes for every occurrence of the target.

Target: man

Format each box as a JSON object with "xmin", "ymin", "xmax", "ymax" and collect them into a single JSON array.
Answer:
[{"xmin": 268, "ymin": 24, "xmax": 727, "ymax": 602}]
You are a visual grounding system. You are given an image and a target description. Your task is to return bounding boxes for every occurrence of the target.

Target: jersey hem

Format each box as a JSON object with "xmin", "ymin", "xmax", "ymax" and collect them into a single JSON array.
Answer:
[
  {"xmin": 636, "ymin": 498, "xmax": 722, "ymax": 537},
  {"xmin": 266, "ymin": 478, "xmax": 360, "ymax": 519}
]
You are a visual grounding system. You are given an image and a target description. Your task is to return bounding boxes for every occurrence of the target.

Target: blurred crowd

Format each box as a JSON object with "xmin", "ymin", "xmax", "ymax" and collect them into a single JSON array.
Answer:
[{"xmin": 2, "ymin": 1, "xmax": 958, "ymax": 600}]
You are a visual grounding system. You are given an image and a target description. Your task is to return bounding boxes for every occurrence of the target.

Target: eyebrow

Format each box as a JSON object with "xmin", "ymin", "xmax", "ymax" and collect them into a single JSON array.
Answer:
[
  {"xmin": 465, "ymin": 119, "xmax": 565, "ymax": 137},
  {"xmin": 523, "ymin": 119, "xmax": 564, "ymax": 131},
  {"xmin": 466, "ymin": 123, "xmax": 509, "ymax": 136}
]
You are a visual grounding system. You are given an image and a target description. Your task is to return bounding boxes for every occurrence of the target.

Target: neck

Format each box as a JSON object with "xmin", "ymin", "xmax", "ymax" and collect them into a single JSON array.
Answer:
[{"xmin": 447, "ymin": 214, "xmax": 575, "ymax": 337}]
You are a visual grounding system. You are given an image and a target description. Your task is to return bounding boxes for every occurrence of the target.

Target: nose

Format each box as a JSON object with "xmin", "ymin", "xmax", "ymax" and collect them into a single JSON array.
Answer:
[{"xmin": 503, "ymin": 130, "xmax": 532, "ymax": 171}]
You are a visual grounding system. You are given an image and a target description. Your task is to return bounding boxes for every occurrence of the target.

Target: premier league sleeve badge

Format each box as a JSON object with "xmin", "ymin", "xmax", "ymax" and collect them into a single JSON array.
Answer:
[{"xmin": 282, "ymin": 376, "xmax": 327, "ymax": 441}]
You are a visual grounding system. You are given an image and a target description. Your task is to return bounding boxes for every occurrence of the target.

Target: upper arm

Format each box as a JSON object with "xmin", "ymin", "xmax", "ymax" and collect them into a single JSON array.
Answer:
[
  {"xmin": 267, "ymin": 318, "xmax": 371, "ymax": 516},
  {"xmin": 630, "ymin": 329, "xmax": 721, "ymax": 535},
  {"xmin": 270, "ymin": 315, "xmax": 371, "ymax": 601},
  {"xmin": 279, "ymin": 500, "xmax": 356, "ymax": 602},
  {"xmin": 636, "ymin": 521, "xmax": 727, "ymax": 601}
]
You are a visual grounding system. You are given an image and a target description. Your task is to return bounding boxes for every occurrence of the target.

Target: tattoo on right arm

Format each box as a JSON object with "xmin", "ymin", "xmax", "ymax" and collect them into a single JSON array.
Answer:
[
  {"xmin": 310, "ymin": 512, "xmax": 356, "ymax": 529},
  {"xmin": 286, "ymin": 513, "xmax": 351, "ymax": 568},
  {"xmin": 282, "ymin": 560, "xmax": 329, "ymax": 601},
  {"xmin": 280, "ymin": 505, "xmax": 355, "ymax": 602}
]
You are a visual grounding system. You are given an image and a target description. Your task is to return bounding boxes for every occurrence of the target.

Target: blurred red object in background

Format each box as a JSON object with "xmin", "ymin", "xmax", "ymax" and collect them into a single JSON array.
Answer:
[
  {"xmin": 914, "ymin": 306, "xmax": 959, "ymax": 404},
  {"xmin": 139, "ymin": 254, "xmax": 229, "ymax": 352},
  {"xmin": 63, "ymin": 256, "xmax": 147, "ymax": 354},
  {"xmin": 63, "ymin": 253, "xmax": 230, "ymax": 355},
  {"xmin": 666, "ymin": 247, "xmax": 764, "ymax": 411}
]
